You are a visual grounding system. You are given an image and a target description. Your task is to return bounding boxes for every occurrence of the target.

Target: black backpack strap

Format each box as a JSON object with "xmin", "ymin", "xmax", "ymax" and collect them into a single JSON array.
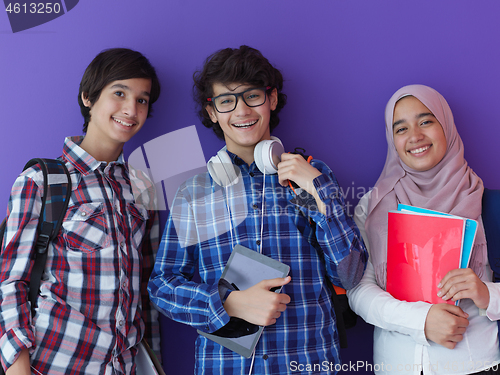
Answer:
[
  {"xmin": 328, "ymin": 282, "xmax": 349, "ymax": 349},
  {"xmin": 310, "ymin": 218, "xmax": 353, "ymax": 349},
  {"xmin": 0, "ymin": 219, "xmax": 6, "ymax": 251},
  {"xmin": 23, "ymin": 158, "xmax": 71, "ymax": 315}
]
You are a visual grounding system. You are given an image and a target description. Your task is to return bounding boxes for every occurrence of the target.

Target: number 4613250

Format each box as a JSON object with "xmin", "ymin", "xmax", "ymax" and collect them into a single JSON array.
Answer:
[{"xmin": 5, "ymin": 3, "xmax": 62, "ymax": 14}]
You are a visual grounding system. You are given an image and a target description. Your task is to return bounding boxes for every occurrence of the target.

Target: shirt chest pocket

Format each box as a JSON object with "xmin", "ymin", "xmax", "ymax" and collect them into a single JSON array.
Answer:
[
  {"xmin": 62, "ymin": 202, "xmax": 111, "ymax": 253},
  {"xmin": 127, "ymin": 203, "xmax": 149, "ymax": 250}
]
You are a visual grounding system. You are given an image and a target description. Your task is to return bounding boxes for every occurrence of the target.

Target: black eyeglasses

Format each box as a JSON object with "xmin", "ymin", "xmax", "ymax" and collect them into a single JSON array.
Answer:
[{"xmin": 207, "ymin": 86, "xmax": 271, "ymax": 113}]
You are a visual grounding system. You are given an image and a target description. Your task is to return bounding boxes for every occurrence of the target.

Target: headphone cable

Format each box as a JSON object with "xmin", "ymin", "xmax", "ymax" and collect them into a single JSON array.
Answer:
[
  {"xmin": 259, "ymin": 171, "xmax": 266, "ymax": 254},
  {"xmin": 224, "ymin": 185, "xmax": 235, "ymax": 249}
]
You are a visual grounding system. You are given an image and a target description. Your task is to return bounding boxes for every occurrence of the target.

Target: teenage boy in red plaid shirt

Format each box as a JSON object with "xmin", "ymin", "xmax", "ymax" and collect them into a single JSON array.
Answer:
[{"xmin": 0, "ymin": 48, "xmax": 161, "ymax": 375}]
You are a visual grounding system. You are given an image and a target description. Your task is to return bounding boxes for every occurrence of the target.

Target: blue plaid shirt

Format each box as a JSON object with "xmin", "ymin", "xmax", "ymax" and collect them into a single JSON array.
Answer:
[{"xmin": 149, "ymin": 151, "xmax": 367, "ymax": 374}]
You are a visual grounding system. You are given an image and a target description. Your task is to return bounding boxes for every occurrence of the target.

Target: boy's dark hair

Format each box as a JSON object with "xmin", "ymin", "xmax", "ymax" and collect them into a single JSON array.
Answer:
[
  {"xmin": 193, "ymin": 45, "xmax": 287, "ymax": 139},
  {"xmin": 78, "ymin": 48, "xmax": 161, "ymax": 133}
]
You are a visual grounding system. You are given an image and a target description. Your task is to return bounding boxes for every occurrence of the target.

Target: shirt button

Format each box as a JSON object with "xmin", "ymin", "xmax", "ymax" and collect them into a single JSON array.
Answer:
[
  {"xmin": 252, "ymin": 204, "xmax": 258, "ymax": 209},
  {"xmin": 249, "ymin": 172, "xmax": 254, "ymax": 177},
  {"xmin": 80, "ymin": 211, "xmax": 87, "ymax": 217},
  {"xmin": 263, "ymin": 354, "xmax": 268, "ymax": 360},
  {"xmin": 256, "ymin": 240, "xmax": 261, "ymax": 246},
  {"xmin": 118, "ymin": 320, "xmax": 124, "ymax": 326}
]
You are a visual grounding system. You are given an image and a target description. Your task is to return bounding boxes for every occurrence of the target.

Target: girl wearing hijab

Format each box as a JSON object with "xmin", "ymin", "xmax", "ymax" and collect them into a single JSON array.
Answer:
[{"xmin": 347, "ymin": 85, "xmax": 500, "ymax": 374}]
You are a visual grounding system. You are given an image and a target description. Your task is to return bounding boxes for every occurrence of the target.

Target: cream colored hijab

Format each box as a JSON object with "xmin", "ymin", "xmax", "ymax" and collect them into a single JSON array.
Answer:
[{"xmin": 365, "ymin": 84, "xmax": 485, "ymax": 289}]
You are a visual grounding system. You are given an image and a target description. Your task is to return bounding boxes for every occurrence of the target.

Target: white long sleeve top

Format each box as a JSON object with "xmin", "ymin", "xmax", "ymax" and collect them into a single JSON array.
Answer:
[{"xmin": 347, "ymin": 192, "xmax": 500, "ymax": 375}]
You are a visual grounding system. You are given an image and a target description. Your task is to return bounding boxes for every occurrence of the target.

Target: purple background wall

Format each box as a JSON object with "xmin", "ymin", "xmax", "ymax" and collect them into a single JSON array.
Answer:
[{"xmin": 1, "ymin": 1, "xmax": 499, "ymax": 373}]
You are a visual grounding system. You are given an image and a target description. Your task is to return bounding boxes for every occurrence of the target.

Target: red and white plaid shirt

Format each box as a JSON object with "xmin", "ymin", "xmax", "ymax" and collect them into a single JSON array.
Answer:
[{"xmin": 0, "ymin": 136, "xmax": 160, "ymax": 374}]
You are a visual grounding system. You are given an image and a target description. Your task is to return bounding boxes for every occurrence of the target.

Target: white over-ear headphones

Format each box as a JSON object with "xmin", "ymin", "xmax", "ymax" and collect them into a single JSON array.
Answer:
[
  {"xmin": 207, "ymin": 148, "xmax": 240, "ymax": 187},
  {"xmin": 207, "ymin": 137, "xmax": 284, "ymax": 187},
  {"xmin": 254, "ymin": 137, "xmax": 284, "ymax": 175}
]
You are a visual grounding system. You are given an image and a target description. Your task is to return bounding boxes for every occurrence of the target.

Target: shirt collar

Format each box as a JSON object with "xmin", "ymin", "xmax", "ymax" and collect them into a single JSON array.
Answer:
[
  {"xmin": 62, "ymin": 136, "xmax": 125, "ymax": 176},
  {"xmin": 224, "ymin": 150, "xmax": 245, "ymax": 167},
  {"xmin": 224, "ymin": 150, "xmax": 264, "ymax": 174}
]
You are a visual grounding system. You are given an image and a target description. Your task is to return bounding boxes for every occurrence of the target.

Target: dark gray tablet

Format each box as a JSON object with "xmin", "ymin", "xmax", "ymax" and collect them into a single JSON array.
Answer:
[{"xmin": 197, "ymin": 244, "xmax": 290, "ymax": 358}]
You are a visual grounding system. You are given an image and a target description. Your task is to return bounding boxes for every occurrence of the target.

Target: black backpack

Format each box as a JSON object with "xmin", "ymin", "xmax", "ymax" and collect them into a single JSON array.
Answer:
[
  {"xmin": 0, "ymin": 158, "xmax": 71, "ymax": 374},
  {"xmin": 482, "ymin": 188, "xmax": 500, "ymax": 348},
  {"xmin": 0, "ymin": 158, "xmax": 71, "ymax": 315}
]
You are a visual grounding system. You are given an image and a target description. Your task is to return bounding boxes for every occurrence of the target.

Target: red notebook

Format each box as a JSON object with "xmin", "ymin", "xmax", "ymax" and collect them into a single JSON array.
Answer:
[{"xmin": 386, "ymin": 211, "xmax": 465, "ymax": 304}]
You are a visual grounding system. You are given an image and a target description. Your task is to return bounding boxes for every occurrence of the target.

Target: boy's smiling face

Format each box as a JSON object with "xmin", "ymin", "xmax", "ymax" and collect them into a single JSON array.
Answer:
[
  {"xmin": 81, "ymin": 77, "xmax": 151, "ymax": 161},
  {"xmin": 206, "ymin": 83, "xmax": 278, "ymax": 160}
]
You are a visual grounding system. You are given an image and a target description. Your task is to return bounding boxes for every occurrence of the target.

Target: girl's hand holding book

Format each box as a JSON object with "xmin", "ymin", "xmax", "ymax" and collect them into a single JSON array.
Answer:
[{"xmin": 437, "ymin": 268, "xmax": 490, "ymax": 309}]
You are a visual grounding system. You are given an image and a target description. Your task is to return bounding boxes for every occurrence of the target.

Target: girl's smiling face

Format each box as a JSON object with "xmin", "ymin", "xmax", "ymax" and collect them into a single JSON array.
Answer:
[{"xmin": 392, "ymin": 95, "xmax": 447, "ymax": 172}]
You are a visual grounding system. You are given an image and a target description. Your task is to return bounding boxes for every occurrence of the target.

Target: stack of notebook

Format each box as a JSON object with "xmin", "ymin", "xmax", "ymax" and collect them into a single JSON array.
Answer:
[{"xmin": 386, "ymin": 204, "xmax": 478, "ymax": 305}]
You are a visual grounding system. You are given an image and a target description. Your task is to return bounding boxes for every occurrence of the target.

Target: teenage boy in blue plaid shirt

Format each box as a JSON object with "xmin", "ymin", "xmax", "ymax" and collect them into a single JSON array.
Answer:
[
  {"xmin": 149, "ymin": 45, "xmax": 367, "ymax": 374},
  {"xmin": 0, "ymin": 48, "xmax": 161, "ymax": 375}
]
